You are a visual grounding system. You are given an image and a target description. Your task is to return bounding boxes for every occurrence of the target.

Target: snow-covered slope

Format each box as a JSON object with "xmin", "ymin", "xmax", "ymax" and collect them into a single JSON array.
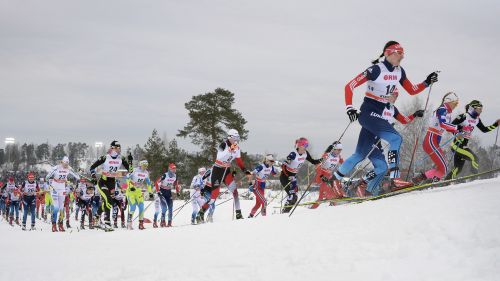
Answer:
[{"xmin": 1, "ymin": 177, "xmax": 499, "ymax": 281}]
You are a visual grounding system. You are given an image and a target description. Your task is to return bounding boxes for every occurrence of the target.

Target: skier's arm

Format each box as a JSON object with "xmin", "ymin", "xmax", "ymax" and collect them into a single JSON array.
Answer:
[
  {"xmin": 344, "ymin": 66, "xmax": 380, "ymax": 107},
  {"xmin": 437, "ymin": 108, "xmax": 458, "ymax": 133},
  {"xmin": 121, "ymin": 158, "xmax": 131, "ymax": 173},
  {"xmin": 68, "ymin": 169, "xmax": 80, "ymax": 181},
  {"xmin": 394, "ymin": 107, "xmax": 415, "ymax": 125},
  {"xmin": 452, "ymin": 114, "xmax": 466, "ymax": 125},
  {"xmin": 476, "ymin": 118, "xmax": 499, "ymax": 133},
  {"xmin": 45, "ymin": 166, "xmax": 57, "ymax": 181},
  {"xmin": 306, "ymin": 151, "xmax": 321, "ymax": 165},
  {"xmin": 89, "ymin": 156, "xmax": 106, "ymax": 176},
  {"xmin": 399, "ymin": 68, "xmax": 428, "ymax": 96}
]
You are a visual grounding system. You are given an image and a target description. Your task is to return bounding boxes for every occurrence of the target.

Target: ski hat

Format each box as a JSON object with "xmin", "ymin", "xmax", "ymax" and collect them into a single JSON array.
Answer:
[
  {"xmin": 384, "ymin": 43, "xmax": 404, "ymax": 56},
  {"xmin": 332, "ymin": 141, "xmax": 343, "ymax": 150},
  {"xmin": 442, "ymin": 92, "xmax": 459, "ymax": 104},
  {"xmin": 168, "ymin": 163, "xmax": 177, "ymax": 170},
  {"xmin": 295, "ymin": 137, "xmax": 309, "ymax": 148},
  {"xmin": 139, "ymin": 160, "xmax": 149, "ymax": 167},
  {"xmin": 27, "ymin": 173, "xmax": 35, "ymax": 181},
  {"xmin": 80, "ymin": 177, "xmax": 86, "ymax": 182},
  {"xmin": 8, "ymin": 176, "xmax": 14, "ymax": 182},
  {"xmin": 466, "ymin": 100, "xmax": 482, "ymax": 109},
  {"xmin": 227, "ymin": 129, "xmax": 240, "ymax": 142},
  {"xmin": 198, "ymin": 167, "xmax": 206, "ymax": 174},
  {"xmin": 264, "ymin": 154, "xmax": 275, "ymax": 162},
  {"xmin": 62, "ymin": 156, "xmax": 70, "ymax": 164},
  {"xmin": 110, "ymin": 140, "xmax": 121, "ymax": 148}
]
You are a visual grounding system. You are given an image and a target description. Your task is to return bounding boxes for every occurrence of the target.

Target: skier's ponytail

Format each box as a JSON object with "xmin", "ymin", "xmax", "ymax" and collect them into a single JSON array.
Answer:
[{"xmin": 372, "ymin": 40, "xmax": 400, "ymax": 65}]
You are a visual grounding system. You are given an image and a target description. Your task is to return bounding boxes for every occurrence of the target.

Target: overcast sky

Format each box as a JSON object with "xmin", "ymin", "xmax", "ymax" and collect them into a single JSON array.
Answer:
[{"xmin": 1, "ymin": 0, "xmax": 499, "ymax": 159}]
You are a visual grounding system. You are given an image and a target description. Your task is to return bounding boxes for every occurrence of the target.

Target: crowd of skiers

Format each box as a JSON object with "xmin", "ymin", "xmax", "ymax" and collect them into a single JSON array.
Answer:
[{"xmin": 2, "ymin": 40, "xmax": 499, "ymax": 232}]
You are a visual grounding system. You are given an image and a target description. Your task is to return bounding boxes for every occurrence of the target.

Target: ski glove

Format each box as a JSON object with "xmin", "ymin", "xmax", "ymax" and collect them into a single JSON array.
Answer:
[
  {"xmin": 346, "ymin": 106, "xmax": 359, "ymax": 122},
  {"xmin": 425, "ymin": 72, "xmax": 439, "ymax": 85},
  {"xmin": 413, "ymin": 110, "xmax": 425, "ymax": 118},
  {"xmin": 149, "ymin": 193, "xmax": 154, "ymax": 200},
  {"xmin": 127, "ymin": 153, "xmax": 133, "ymax": 164}
]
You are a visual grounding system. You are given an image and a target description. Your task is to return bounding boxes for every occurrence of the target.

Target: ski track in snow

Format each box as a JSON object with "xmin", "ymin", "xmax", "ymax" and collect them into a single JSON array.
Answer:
[{"xmin": 1, "ymin": 177, "xmax": 499, "ymax": 281}]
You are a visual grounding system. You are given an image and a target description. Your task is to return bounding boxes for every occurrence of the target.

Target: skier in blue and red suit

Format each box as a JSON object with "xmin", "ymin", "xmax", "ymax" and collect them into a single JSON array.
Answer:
[{"xmin": 331, "ymin": 40, "xmax": 438, "ymax": 190}]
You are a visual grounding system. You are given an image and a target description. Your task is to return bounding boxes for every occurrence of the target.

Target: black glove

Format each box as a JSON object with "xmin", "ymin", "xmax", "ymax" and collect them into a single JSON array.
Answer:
[
  {"xmin": 425, "ymin": 72, "xmax": 438, "ymax": 85},
  {"xmin": 91, "ymin": 172, "xmax": 96, "ymax": 179},
  {"xmin": 346, "ymin": 106, "xmax": 359, "ymax": 122},
  {"xmin": 413, "ymin": 109, "xmax": 425, "ymax": 118},
  {"xmin": 149, "ymin": 193, "xmax": 154, "ymax": 200},
  {"xmin": 231, "ymin": 170, "xmax": 237, "ymax": 177},
  {"xmin": 320, "ymin": 175, "xmax": 330, "ymax": 183},
  {"xmin": 127, "ymin": 153, "xmax": 133, "ymax": 164},
  {"xmin": 200, "ymin": 186, "xmax": 207, "ymax": 197}
]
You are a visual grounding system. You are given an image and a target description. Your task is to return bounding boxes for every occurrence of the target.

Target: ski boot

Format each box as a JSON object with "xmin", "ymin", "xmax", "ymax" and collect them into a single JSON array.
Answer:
[
  {"xmin": 127, "ymin": 214, "xmax": 133, "ymax": 230},
  {"xmin": 80, "ymin": 222, "xmax": 85, "ymax": 230},
  {"xmin": 9, "ymin": 216, "xmax": 13, "ymax": 226},
  {"xmin": 139, "ymin": 220, "xmax": 145, "ymax": 230},
  {"xmin": 66, "ymin": 220, "xmax": 71, "ymax": 229},
  {"xmin": 167, "ymin": 220, "xmax": 172, "ymax": 227},
  {"xmin": 52, "ymin": 223, "xmax": 58, "ymax": 232},
  {"xmin": 15, "ymin": 217, "xmax": 19, "ymax": 225},
  {"xmin": 58, "ymin": 222, "xmax": 65, "ymax": 232},
  {"xmin": 113, "ymin": 221, "xmax": 118, "ymax": 228},
  {"xmin": 248, "ymin": 213, "xmax": 254, "ymax": 218},
  {"xmin": 412, "ymin": 172, "xmax": 427, "ymax": 185},
  {"xmin": 206, "ymin": 213, "xmax": 213, "ymax": 223},
  {"xmin": 196, "ymin": 209, "xmax": 205, "ymax": 224},
  {"xmin": 348, "ymin": 179, "xmax": 368, "ymax": 197},
  {"xmin": 22, "ymin": 224, "xmax": 27, "ymax": 231},
  {"xmin": 191, "ymin": 218, "xmax": 196, "ymax": 225},
  {"xmin": 153, "ymin": 221, "xmax": 158, "ymax": 228},
  {"xmin": 30, "ymin": 224, "xmax": 36, "ymax": 231},
  {"xmin": 160, "ymin": 219, "xmax": 167, "ymax": 228},
  {"xmin": 121, "ymin": 221, "xmax": 126, "ymax": 228},
  {"xmin": 235, "ymin": 210, "xmax": 244, "ymax": 220}
]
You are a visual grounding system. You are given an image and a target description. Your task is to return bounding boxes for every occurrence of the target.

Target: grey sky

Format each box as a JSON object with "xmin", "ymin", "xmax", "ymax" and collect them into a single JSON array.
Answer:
[{"xmin": 1, "ymin": 0, "xmax": 499, "ymax": 159}]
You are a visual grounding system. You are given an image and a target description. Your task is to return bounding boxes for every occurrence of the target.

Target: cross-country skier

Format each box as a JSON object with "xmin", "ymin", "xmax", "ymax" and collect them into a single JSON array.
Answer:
[
  {"xmin": 196, "ymin": 129, "xmax": 251, "ymax": 223},
  {"xmin": 36, "ymin": 178, "xmax": 45, "ymax": 219},
  {"xmin": 413, "ymin": 92, "xmax": 460, "ymax": 183},
  {"xmin": 1, "ymin": 176, "xmax": 15, "ymax": 219},
  {"xmin": 21, "ymin": 172, "xmax": 39, "ymax": 230},
  {"xmin": 310, "ymin": 142, "xmax": 344, "ymax": 209},
  {"xmin": 7, "ymin": 183, "xmax": 21, "ymax": 226},
  {"xmin": 281, "ymin": 137, "xmax": 322, "ymax": 213},
  {"xmin": 75, "ymin": 179, "xmax": 95, "ymax": 229},
  {"xmin": 112, "ymin": 183, "xmax": 127, "ymax": 228},
  {"xmin": 46, "ymin": 156, "xmax": 80, "ymax": 232},
  {"xmin": 190, "ymin": 167, "xmax": 207, "ymax": 224},
  {"xmin": 247, "ymin": 155, "xmax": 277, "ymax": 217},
  {"xmin": 157, "ymin": 163, "xmax": 180, "ymax": 227},
  {"xmin": 348, "ymin": 88, "xmax": 425, "ymax": 196},
  {"xmin": 89, "ymin": 141, "xmax": 131, "ymax": 231},
  {"xmin": 331, "ymin": 41, "xmax": 438, "ymax": 188},
  {"xmin": 444, "ymin": 100, "xmax": 500, "ymax": 179},
  {"xmin": 126, "ymin": 159, "xmax": 153, "ymax": 230}
]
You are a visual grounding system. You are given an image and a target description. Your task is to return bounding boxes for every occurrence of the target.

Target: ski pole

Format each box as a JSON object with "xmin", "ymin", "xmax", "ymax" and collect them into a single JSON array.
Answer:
[
  {"xmin": 288, "ymin": 177, "xmax": 318, "ymax": 217},
  {"xmin": 405, "ymin": 73, "xmax": 439, "ymax": 180},
  {"xmin": 336, "ymin": 122, "xmax": 352, "ymax": 143}
]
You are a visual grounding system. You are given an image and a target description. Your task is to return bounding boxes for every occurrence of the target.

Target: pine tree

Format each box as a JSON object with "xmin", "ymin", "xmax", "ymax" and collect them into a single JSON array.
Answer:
[
  {"xmin": 144, "ymin": 129, "xmax": 168, "ymax": 181},
  {"xmin": 177, "ymin": 88, "xmax": 249, "ymax": 161}
]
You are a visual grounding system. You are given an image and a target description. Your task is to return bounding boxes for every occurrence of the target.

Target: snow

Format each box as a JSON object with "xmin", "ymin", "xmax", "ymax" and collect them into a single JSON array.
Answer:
[{"xmin": 1, "ymin": 177, "xmax": 500, "ymax": 281}]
